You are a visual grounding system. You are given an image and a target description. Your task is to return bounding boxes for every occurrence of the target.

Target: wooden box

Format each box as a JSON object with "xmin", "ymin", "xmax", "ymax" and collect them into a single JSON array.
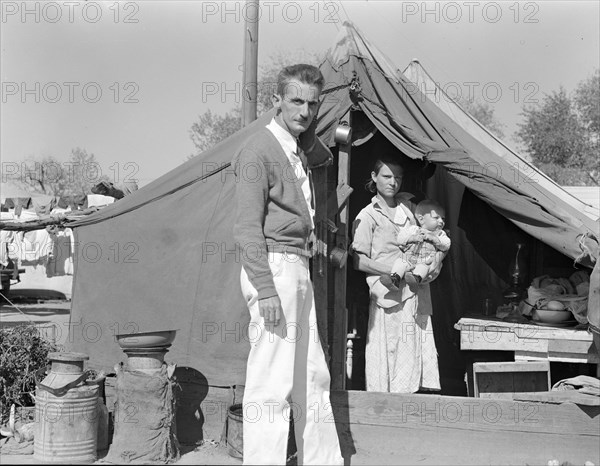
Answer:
[{"xmin": 473, "ymin": 361, "xmax": 551, "ymax": 399}]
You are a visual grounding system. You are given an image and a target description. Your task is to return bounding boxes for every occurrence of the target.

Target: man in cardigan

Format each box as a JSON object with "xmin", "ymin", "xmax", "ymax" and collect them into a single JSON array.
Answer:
[{"xmin": 233, "ymin": 64, "xmax": 343, "ymax": 465}]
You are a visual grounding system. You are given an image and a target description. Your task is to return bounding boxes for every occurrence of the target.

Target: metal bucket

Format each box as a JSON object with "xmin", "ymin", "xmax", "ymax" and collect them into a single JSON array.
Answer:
[
  {"xmin": 226, "ymin": 404, "xmax": 243, "ymax": 459},
  {"xmin": 34, "ymin": 352, "xmax": 99, "ymax": 464},
  {"xmin": 225, "ymin": 404, "xmax": 296, "ymax": 460}
]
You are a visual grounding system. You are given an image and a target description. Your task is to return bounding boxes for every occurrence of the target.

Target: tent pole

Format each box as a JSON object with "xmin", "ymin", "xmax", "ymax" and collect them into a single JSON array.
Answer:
[
  {"xmin": 242, "ymin": 0, "xmax": 259, "ymax": 127},
  {"xmin": 331, "ymin": 112, "xmax": 352, "ymax": 391},
  {"xmin": 312, "ymin": 159, "xmax": 331, "ymax": 385}
]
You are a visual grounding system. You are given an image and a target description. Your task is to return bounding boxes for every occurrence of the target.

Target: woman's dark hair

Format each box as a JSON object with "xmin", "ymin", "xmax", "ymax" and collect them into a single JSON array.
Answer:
[{"xmin": 364, "ymin": 157, "xmax": 404, "ymax": 193}]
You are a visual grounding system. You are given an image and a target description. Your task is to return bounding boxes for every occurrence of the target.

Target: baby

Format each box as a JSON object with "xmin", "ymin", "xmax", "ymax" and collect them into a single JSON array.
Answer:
[{"xmin": 398, "ymin": 199, "xmax": 451, "ymax": 285}]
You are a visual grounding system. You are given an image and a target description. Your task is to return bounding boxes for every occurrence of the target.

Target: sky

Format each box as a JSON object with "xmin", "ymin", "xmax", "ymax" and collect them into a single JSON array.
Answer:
[{"xmin": 1, "ymin": 0, "xmax": 599, "ymax": 187}]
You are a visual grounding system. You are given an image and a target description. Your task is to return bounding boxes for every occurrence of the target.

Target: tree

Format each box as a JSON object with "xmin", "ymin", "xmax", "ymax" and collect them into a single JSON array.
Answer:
[
  {"xmin": 18, "ymin": 148, "xmax": 110, "ymax": 197},
  {"xmin": 515, "ymin": 76, "xmax": 599, "ymax": 185},
  {"xmin": 573, "ymin": 70, "xmax": 600, "ymax": 185},
  {"xmin": 67, "ymin": 148, "xmax": 112, "ymax": 196},
  {"xmin": 188, "ymin": 50, "xmax": 323, "ymax": 159},
  {"xmin": 188, "ymin": 108, "xmax": 242, "ymax": 157},
  {"xmin": 517, "ymin": 87, "xmax": 588, "ymax": 168},
  {"xmin": 574, "ymin": 69, "xmax": 600, "ymax": 136},
  {"xmin": 534, "ymin": 163, "xmax": 597, "ymax": 186},
  {"xmin": 458, "ymin": 97, "xmax": 505, "ymax": 139},
  {"xmin": 255, "ymin": 50, "xmax": 323, "ymax": 115}
]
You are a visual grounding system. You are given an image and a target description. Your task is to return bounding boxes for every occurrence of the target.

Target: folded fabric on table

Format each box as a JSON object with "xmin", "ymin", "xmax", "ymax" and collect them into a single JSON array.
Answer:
[{"xmin": 552, "ymin": 375, "xmax": 600, "ymax": 396}]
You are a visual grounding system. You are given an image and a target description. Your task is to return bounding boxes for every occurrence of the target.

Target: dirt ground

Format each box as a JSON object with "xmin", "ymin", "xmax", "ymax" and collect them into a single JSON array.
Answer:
[
  {"xmin": 0, "ymin": 443, "xmax": 242, "ymax": 465},
  {"xmin": 1, "ymin": 293, "xmax": 245, "ymax": 465}
]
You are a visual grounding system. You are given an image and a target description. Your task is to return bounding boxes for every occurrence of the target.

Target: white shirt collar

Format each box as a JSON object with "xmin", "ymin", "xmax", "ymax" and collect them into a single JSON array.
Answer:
[
  {"xmin": 266, "ymin": 118, "xmax": 298, "ymax": 156},
  {"xmin": 371, "ymin": 195, "xmax": 412, "ymax": 225}
]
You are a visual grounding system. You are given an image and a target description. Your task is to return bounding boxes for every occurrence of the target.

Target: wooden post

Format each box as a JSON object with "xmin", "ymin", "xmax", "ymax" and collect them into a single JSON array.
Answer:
[
  {"xmin": 332, "ymin": 113, "xmax": 352, "ymax": 390},
  {"xmin": 241, "ymin": 0, "xmax": 259, "ymax": 127},
  {"xmin": 312, "ymin": 166, "xmax": 330, "ymax": 365}
]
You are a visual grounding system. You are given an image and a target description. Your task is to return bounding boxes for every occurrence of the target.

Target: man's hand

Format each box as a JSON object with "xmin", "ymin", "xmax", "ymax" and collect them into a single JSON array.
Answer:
[{"xmin": 258, "ymin": 296, "xmax": 283, "ymax": 326}]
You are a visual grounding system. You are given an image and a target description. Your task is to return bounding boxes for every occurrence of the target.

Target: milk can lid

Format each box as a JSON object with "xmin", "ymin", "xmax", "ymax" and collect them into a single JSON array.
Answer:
[{"xmin": 47, "ymin": 352, "xmax": 89, "ymax": 362}]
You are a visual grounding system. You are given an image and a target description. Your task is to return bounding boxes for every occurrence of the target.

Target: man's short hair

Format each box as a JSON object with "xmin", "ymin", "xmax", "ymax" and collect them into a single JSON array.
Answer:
[
  {"xmin": 415, "ymin": 199, "xmax": 445, "ymax": 218},
  {"xmin": 277, "ymin": 64, "xmax": 324, "ymax": 96}
]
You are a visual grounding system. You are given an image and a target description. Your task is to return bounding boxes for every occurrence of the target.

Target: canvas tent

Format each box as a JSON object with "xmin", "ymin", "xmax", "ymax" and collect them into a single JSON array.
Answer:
[
  {"xmin": 68, "ymin": 22, "xmax": 598, "ymax": 388},
  {"xmin": 402, "ymin": 60, "xmax": 600, "ymax": 222},
  {"xmin": 563, "ymin": 186, "xmax": 600, "ymax": 215}
]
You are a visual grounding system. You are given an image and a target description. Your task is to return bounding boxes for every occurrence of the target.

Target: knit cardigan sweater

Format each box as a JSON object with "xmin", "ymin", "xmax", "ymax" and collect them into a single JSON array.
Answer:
[{"xmin": 232, "ymin": 127, "xmax": 332, "ymax": 300}]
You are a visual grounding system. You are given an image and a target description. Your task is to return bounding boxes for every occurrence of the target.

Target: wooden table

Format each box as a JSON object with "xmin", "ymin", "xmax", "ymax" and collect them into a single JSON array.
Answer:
[{"xmin": 455, "ymin": 316, "xmax": 599, "ymax": 376}]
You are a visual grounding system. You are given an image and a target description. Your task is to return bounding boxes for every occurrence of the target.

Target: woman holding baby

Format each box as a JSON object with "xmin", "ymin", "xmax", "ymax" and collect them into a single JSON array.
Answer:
[{"xmin": 351, "ymin": 156, "xmax": 449, "ymax": 393}]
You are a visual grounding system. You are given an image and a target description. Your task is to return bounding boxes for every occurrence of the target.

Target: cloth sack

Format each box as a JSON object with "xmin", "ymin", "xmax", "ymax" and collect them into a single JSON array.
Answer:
[{"xmin": 105, "ymin": 364, "xmax": 179, "ymax": 464}]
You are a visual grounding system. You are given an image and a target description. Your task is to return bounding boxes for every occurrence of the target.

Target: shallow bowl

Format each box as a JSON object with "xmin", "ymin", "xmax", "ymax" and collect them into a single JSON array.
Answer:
[
  {"xmin": 532, "ymin": 309, "xmax": 573, "ymax": 324},
  {"xmin": 116, "ymin": 329, "xmax": 177, "ymax": 349}
]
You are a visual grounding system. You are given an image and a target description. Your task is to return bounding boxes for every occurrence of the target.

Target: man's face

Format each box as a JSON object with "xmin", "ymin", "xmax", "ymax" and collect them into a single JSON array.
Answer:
[
  {"xmin": 272, "ymin": 79, "xmax": 321, "ymax": 137},
  {"xmin": 418, "ymin": 209, "xmax": 445, "ymax": 231}
]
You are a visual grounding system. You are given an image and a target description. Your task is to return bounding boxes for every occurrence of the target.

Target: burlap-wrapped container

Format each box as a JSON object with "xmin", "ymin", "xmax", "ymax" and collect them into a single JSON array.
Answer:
[{"xmin": 105, "ymin": 363, "xmax": 179, "ymax": 464}]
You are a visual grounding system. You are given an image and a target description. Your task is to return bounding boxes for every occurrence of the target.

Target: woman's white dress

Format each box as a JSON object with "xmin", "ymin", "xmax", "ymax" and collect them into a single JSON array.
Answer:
[{"xmin": 352, "ymin": 195, "xmax": 441, "ymax": 393}]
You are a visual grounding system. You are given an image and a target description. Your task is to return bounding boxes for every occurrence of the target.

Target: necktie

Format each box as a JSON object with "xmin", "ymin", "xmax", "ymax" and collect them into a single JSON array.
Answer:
[
  {"xmin": 296, "ymin": 140, "xmax": 308, "ymax": 172},
  {"xmin": 296, "ymin": 141, "xmax": 315, "ymax": 212}
]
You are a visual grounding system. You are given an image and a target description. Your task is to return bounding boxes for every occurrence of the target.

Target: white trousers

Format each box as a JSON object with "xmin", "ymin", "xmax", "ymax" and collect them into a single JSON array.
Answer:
[{"xmin": 240, "ymin": 252, "xmax": 343, "ymax": 465}]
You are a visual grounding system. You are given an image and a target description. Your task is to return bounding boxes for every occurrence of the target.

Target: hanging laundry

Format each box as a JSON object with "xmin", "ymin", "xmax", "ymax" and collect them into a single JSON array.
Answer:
[
  {"xmin": 86, "ymin": 194, "xmax": 115, "ymax": 208},
  {"xmin": 31, "ymin": 195, "xmax": 56, "ymax": 216},
  {"xmin": 16, "ymin": 210, "xmax": 40, "ymax": 222},
  {"xmin": 20, "ymin": 228, "xmax": 54, "ymax": 265},
  {"xmin": 46, "ymin": 228, "xmax": 74, "ymax": 277},
  {"xmin": 0, "ymin": 230, "xmax": 18, "ymax": 267}
]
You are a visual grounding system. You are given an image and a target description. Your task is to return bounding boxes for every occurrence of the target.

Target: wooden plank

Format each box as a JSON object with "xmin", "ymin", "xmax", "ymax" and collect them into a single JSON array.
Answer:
[
  {"xmin": 460, "ymin": 331, "xmax": 549, "ymax": 352},
  {"xmin": 548, "ymin": 340, "xmax": 600, "ymax": 370},
  {"xmin": 456, "ymin": 317, "xmax": 592, "ymax": 341},
  {"xmin": 321, "ymin": 183, "xmax": 354, "ymax": 219},
  {"xmin": 548, "ymin": 338, "xmax": 598, "ymax": 355},
  {"xmin": 513, "ymin": 391, "xmax": 600, "ymax": 406},
  {"xmin": 514, "ymin": 350, "xmax": 600, "ymax": 364},
  {"xmin": 338, "ymin": 421, "xmax": 600, "ymax": 465},
  {"xmin": 464, "ymin": 331, "xmax": 599, "ymax": 363},
  {"xmin": 312, "ymin": 164, "xmax": 330, "ymax": 360},
  {"xmin": 458, "ymin": 323, "xmax": 551, "ymax": 341},
  {"xmin": 472, "ymin": 361, "xmax": 550, "ymax": 373},
  {"xmin": 332, "ymin": 114, "xmax": 352, "ymax": 390},
  {"xmin": 186, "ymin": 389, "xmax": 600, "ymax": 464},
  {"xmin": 546, "ymin": 351, "xmax": 600, "ymax": 364},
  {"xmin": 330, "ymin": 390, "xmax": 600, "ymax": 437},
  {"xmin": 461, "ymin": 331, "xmax": 597, "ymax": 361},
  {"xmin": 514, "ymin": 351, "xmax": 549, "ymax": 361}
]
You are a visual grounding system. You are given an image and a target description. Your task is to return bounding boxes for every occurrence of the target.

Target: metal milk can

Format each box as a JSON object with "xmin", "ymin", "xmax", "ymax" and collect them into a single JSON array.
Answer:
[{"xmin": 34, "ymin": 352, "xmax": 100, "ymax": 463}]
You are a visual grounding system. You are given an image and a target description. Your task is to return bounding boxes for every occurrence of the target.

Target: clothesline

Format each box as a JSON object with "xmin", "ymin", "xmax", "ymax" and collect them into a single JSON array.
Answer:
[{"xmin": 0, "ymin": 207, "xmax": 101, "ymax": 232}]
